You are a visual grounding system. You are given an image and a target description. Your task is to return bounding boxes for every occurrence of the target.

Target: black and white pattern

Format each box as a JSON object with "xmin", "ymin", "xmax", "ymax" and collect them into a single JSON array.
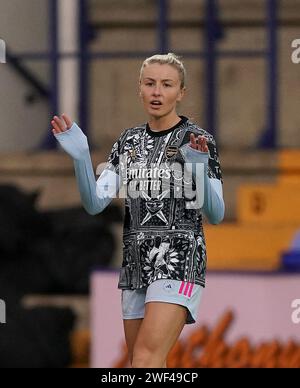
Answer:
[{"xmin": 107, "ymin": 116, "xmax": 222, "ymax": 290}]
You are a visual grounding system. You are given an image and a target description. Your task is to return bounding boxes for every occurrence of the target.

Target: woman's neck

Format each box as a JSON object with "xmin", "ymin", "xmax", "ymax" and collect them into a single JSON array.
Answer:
[{"xmin": 148, "ymin": 113, "xmax": 181, "ymax": 132}]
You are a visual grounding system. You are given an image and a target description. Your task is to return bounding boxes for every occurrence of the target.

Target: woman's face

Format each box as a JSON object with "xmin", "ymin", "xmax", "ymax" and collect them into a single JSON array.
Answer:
[{"xmin": 139, "ymin": 63, "xmax": 185, "ymax": 120}]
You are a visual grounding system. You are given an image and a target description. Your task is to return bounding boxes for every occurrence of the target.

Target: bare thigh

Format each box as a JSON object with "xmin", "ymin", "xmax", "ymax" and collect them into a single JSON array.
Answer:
[
  {"xmin": 132, "ymin": 302, "xmax": 187, "ymax": 367},
  {"xmin": 123, "ymin": 319, "xmax": 143, "ymax": 365}
]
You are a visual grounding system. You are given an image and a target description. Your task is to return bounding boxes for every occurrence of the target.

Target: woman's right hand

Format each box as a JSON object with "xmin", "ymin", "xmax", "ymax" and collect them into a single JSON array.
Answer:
[
  {"xmin": 51, "ymin": 113, "xmax": 73, "ymax": 134},
  {"xmin": 51, "ymin": 113, "xmax": 89, "ymax": 160}
]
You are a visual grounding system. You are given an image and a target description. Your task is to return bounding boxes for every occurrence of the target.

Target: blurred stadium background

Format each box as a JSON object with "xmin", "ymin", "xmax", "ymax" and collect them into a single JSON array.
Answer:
[{"xmin": 0, "ymin": 0, "xmax": 300, "ymax": 368}]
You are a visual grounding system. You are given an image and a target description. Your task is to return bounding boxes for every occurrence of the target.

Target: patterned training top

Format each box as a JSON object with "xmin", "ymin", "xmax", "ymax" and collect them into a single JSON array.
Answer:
[{"xmin": 106, "ymin": 116, "xmax": 223, "ymax": 290}]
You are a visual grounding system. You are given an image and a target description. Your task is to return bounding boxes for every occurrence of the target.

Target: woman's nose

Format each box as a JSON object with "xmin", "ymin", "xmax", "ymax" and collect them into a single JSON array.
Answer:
[{"xmin": 152, "ymin": 86, "xmax": 161, "ymax": 96}]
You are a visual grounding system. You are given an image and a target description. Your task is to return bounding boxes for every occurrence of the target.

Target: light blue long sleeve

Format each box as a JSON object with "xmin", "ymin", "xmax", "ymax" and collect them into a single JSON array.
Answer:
[
  {"xmin": 54, "ymin": 123, "xmax": 119, "ymax": 216},
  {"xmin": 179, "ymin": 144, "xmax": 225, "ymax": 224}
]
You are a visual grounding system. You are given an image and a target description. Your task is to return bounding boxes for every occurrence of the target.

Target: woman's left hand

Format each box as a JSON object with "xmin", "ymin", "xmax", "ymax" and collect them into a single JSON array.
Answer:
[{"xmin": 189, "ymin": 133, "xmax": 209, "ymax": 152}]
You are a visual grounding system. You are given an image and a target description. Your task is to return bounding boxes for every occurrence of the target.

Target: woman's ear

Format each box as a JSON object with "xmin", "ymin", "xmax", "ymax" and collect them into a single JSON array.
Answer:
[{"xmin": 177, "ymin": 87, "xmax": 186, "ymax": 103}]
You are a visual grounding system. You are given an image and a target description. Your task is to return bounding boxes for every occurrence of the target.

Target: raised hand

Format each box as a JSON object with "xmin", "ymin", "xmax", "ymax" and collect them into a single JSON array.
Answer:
[
  {"xmin": 51, "ymin": 114, "xmax": 73, "ymax": 134},
  {"xmin": 189, "ymin": 133, "xmax": 209, "ymax": 152},
  {"xmin": 51, "ymin": 114, "xmax": 89, "ymax": 160}
]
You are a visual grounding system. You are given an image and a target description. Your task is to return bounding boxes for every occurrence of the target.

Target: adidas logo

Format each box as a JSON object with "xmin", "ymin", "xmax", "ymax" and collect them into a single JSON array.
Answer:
[{"xmin": 163, "ymin": 282, "xmax": 173, "ymax": 292}]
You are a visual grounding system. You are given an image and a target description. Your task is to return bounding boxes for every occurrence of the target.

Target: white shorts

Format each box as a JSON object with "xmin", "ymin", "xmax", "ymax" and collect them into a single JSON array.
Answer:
[{"xmin": 121, "ymin": 279, "xmax": 204, "ymax": 324}]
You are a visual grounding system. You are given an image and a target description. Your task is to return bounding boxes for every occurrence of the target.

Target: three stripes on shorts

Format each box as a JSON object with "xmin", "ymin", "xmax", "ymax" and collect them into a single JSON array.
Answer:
[{"xmin": 178, "ymin": 281, "xmax": 194, "ymax": 298}]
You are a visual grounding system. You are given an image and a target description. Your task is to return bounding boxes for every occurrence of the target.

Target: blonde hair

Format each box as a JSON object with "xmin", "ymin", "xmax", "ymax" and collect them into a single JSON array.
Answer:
[{"xmin": 139, "ymin": 53, "xmax": 186, "ymax": 89}]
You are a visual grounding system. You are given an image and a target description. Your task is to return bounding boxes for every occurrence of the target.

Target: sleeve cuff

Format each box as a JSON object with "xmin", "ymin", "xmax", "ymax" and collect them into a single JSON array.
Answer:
[
  {"xmin": 53, "ymin": 122, "xmax": 79, "ymax": 138},
  {"xmin": 179, "ymin": 143, "xmax": 209, "ymax": 165}
]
